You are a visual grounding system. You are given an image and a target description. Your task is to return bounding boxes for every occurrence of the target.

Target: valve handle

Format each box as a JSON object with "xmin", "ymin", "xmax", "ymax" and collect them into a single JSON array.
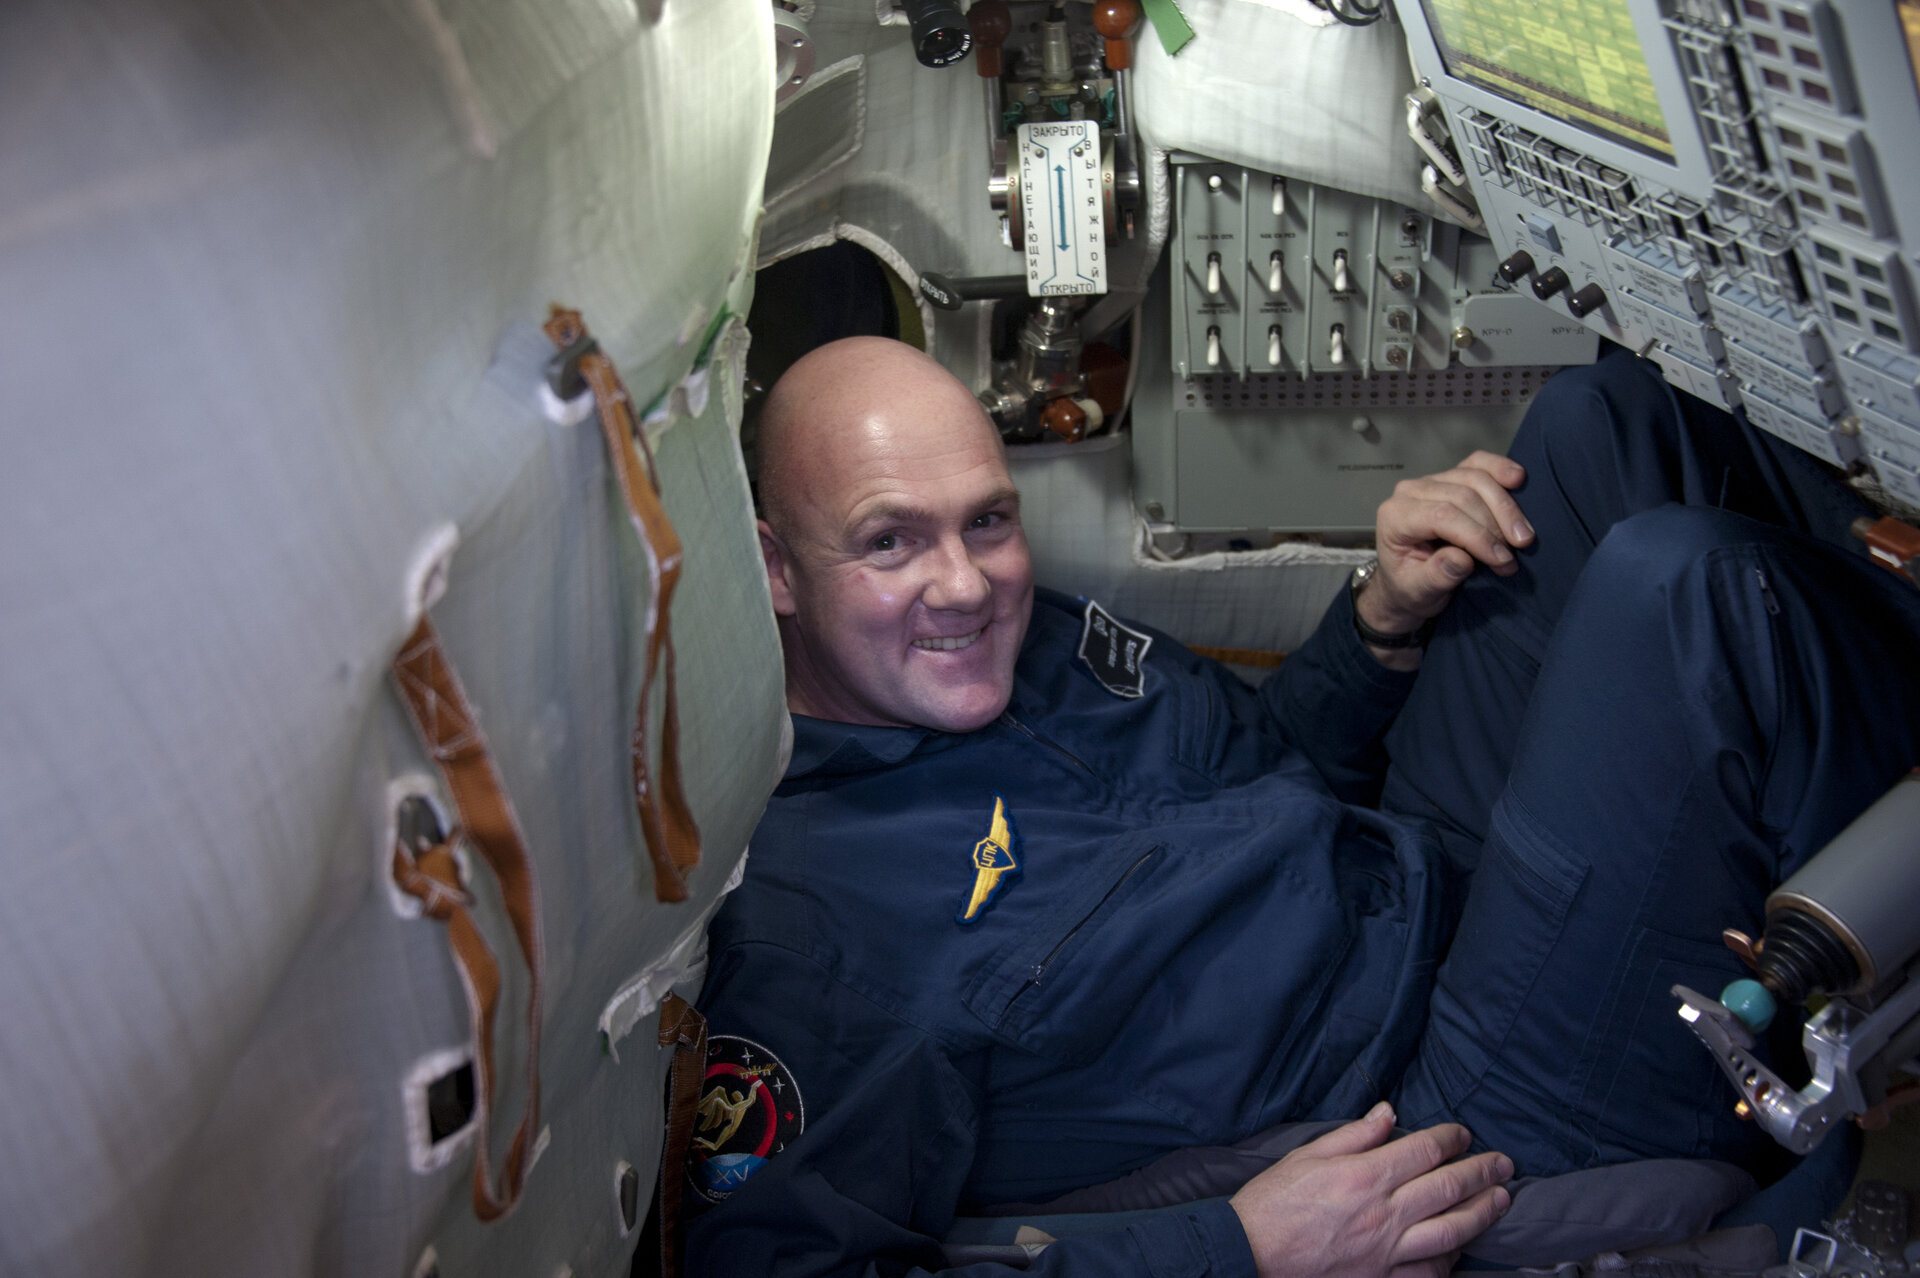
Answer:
[
  {"xmin": 970, "ymin": 1, "xmax": 1012, "ymax": 78},
  {"xmin": 1092, "ymin": 0, "xmax": 1142, "ymax": 70}
]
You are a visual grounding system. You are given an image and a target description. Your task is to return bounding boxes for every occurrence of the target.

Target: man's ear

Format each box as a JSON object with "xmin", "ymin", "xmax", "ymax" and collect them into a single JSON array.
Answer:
[{"xmin": 759, "ymin": 519, "xmax": 799, "ymax": 617}]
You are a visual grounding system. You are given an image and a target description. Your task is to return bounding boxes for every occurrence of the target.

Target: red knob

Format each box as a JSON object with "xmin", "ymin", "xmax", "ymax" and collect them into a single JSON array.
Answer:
[
  {"xmin": 1041, "ymin": 396, "xmax": 1089, "ymax": 443},
  {"xmin": 1093, "ymin": 0, "xmax": 1142, "ymax": 70},
  {"xmin": 970, "ymin": 1, "xmax": 1012, "ymax": 78}
]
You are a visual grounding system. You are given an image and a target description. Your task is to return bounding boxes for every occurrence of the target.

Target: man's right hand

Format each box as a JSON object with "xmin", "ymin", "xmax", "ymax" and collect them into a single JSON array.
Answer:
[{"xmin": 1228, "ymin": 1102, "xmax": 1512, "ymax": 1278}]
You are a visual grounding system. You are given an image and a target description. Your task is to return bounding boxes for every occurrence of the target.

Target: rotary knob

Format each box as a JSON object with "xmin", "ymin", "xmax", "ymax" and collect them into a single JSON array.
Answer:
[
  {"xmin": 1497, "ymin": 250, "xmax": 1536, "ymax": 284},
  {"xmin": 1567, "ymin": 282, "xmax": 1608, "ymax": 318},
  {"xmin": 1531, "ymin": 266, "xmax": 1570, "ymax": 301}
]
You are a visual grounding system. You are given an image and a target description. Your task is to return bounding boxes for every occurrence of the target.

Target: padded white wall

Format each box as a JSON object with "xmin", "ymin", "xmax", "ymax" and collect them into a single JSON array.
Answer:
[{"xmin": 0, "ymin": 1, "xmax": 784, "ymax": 1274}]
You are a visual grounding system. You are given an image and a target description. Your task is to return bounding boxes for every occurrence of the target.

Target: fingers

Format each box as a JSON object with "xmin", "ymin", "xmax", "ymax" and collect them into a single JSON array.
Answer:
[
  {"xmin": 1392, "ymin": 1148, "xmax": 1513, "ymax": 1223},
  {"xmin": 1393, "ymin": 1183, "xmax": 1513, "ymax": 1265},
  {"xmin": 1357, "ymin": 1123, "xmax": 1473, "ymax": 1188},
  {"xmin": 1289, "ymin": 1100, "xmax": 1398, "ymax": 1161}
]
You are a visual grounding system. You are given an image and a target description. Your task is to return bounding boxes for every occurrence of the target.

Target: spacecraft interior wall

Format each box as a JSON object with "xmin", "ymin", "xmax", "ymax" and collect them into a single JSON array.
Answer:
[{"xmin": 0, "ymin": 2, "xmax": 785, "ymax": 1276}]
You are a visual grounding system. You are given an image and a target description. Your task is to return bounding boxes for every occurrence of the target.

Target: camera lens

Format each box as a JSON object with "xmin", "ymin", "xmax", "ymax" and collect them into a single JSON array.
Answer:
[{"xmin": 902, "ymin": 0, "xmax": 972, "ymax": 67}]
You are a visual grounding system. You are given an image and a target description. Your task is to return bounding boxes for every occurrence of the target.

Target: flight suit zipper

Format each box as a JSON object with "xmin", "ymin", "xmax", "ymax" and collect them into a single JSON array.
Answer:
[
  {"xmin": 999, "ymin": 711, "xmax": 1095, "ymax": 775},
  {"xmin": 1014, "ymin": 848, "xmax": 1156, "ymax": 993}
]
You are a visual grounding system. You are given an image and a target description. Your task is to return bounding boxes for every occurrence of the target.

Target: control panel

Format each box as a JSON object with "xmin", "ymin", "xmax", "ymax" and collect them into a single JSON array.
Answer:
[
  {"xmin": 1397, "ymin": 0, "xmax": 1920, "ymax": 511},
  {"xmin": 1137, "ymin": 160, "xmax": 1596, "ymax": 533}
]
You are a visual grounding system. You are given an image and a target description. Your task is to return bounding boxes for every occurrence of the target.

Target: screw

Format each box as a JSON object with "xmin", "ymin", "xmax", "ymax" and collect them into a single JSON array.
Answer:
[{"xmin": 1451, "ymin": 325, "xmax": 1474, "ymax": 350}]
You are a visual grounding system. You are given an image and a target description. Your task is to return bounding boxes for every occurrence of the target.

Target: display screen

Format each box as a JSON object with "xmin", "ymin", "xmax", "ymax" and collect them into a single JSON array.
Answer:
[
  {"xmin": 1419, "ymin": 0, "xmax": 1675, "ymax": 161},
  {"xmin": 1902, "ymin": 0, "xmax": 1920, "ymax": 109}
]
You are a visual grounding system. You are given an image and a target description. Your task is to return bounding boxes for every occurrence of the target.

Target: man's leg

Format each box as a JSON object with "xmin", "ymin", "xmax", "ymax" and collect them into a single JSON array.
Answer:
[
  {"xmin": 1393, "ymin": 504, "xmax": 1920, "ymax": 1176},
  {"xmin": 1380, "ymin": 348, "xmax": 1870, "ymax": 871}
]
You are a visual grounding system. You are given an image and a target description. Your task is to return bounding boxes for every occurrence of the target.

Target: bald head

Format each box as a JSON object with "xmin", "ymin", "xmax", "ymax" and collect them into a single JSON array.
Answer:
[
  {"xmin": 752, "ymin": 336, "xmax": 1034, "ymax": 732},
  {"xmin": 757, "ymin": 337, "xmax": 1003, "ymax": 540}
]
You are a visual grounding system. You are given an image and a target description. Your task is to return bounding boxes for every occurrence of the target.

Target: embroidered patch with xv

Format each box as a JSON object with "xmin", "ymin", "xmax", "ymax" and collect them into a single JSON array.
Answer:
[
  {"xmin": 958, "ymin": 794, "xmax": 1020, "ymax": 924},
  {"xmin": 687, "ymin": 1035, "xmax": 805, "ymax": 1203},
  {"xmin": 1078, "ymin": 599, "xmax": 1152, "ymax": 698}
]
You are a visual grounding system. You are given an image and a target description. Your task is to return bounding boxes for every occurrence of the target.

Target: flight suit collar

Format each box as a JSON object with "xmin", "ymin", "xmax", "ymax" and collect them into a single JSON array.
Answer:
[{"xmin": 783, "ymin": 714, "xmax": 935, "ymax": 780}]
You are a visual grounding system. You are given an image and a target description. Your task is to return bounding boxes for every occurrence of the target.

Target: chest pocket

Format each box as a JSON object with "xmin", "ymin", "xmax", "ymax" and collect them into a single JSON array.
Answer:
[{"xmin": 961, "ymin": 840, "xmax": 1165, "ymax": 1066}]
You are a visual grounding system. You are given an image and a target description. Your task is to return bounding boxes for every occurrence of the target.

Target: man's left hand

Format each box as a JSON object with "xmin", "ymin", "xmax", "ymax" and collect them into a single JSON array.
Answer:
[{"xmin": 1360, "ymin": 452, "xmax": 1531, "ymax": 649}]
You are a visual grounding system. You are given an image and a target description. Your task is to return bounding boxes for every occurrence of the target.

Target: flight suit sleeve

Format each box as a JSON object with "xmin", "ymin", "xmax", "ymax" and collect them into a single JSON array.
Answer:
[
  {"xmin": 685, "ymin": 940, "xmax": 1258, "ymax": 1278},
  {"xmin": 1258, "ymin": 581, "xmax": 1419, "ymax": 805}
]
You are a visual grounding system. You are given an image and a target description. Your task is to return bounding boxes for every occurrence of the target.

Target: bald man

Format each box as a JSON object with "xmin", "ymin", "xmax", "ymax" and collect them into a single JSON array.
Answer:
[{"xmin": 685, "ymin": 338, "xmax": 1920, "ymax": 1278}]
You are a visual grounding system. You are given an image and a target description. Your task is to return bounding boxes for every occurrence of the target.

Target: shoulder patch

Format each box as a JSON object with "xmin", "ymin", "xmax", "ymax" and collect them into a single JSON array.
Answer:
[
  {"xmin": 1078, "ymin": 599, "xmax": 1152, "ymax": 699},
  {"xmin": 687, "ymin": 1035, "xmax": 805, "ymax": 1203}
]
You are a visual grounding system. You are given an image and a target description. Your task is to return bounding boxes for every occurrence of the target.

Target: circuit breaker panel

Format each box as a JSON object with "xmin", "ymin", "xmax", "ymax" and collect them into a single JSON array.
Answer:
[{"xmin": 1133, "ymin": 160, "xmax": 1598, "ymax": 533}]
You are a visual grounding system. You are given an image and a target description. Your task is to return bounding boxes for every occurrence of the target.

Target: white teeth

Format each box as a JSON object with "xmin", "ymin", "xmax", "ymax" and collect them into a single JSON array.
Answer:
[{"xmin": 913, "ymin": 629, "xmax": 983, "ymax": 652}]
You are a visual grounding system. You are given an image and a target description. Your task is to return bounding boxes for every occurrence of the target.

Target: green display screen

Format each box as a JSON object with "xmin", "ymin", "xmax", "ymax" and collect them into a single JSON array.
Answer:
[
  {"xmin": 1419, "ymin": 0, "xmax": 1675, "ymax": 161},
  {"xmin": 1902, "ymin": 0, "xmax": 1920, "ymax": 110}
]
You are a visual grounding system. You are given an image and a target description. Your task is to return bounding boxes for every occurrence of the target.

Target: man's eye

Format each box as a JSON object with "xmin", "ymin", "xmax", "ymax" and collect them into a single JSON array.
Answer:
[
  {"xmin": 871, "ymin": 534, "xmax": 899, "ymax": 552},
  {"xmin": 970, "ymin": 512, "xmax": 1002, "ymax": 530}
]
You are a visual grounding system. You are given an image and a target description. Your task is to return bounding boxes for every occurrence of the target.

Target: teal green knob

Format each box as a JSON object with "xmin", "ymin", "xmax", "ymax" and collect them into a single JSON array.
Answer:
[{"xmin": 1721, "ymin": 979, "xmax": 1776, "ymax": 1032}]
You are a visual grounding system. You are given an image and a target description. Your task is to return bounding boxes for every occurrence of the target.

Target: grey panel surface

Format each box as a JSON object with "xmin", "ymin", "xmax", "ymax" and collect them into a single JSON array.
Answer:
[{"xmin": 0, "ymin": 2, "xmax": 784, "ymax": 1275}]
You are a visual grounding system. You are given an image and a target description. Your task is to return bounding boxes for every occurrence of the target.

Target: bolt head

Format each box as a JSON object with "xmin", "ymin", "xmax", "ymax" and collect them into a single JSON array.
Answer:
[{"xmin": 1451, "ymin": 325, "xmax": 1474, "ymax": 349}]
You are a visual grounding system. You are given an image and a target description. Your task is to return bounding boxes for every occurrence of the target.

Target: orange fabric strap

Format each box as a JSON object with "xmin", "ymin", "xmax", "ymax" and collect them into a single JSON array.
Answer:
[
  {"xmin": 391, "ymin": 615, "xmax": 545, "ymax": 1222},
  {"xmin": 653, "ymin": 993, "xmax": 710, "ymax": 1278},
  {"xmin": 544, "ymin": 307, "xmax": 703, "ymax": 903},
  {"xmin": 1187, "ymin": 643, "xmax": 1288, "ymax": 669}
]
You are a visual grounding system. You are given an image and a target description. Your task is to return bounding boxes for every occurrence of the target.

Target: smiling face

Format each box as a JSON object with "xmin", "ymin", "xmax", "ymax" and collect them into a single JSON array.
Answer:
[{"xmin": 757, "ymin": 338, "xmax": 1034, "ymax": 732}]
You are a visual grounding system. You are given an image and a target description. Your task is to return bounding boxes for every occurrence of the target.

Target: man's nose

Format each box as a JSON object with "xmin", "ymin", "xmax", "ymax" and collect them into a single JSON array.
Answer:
[{"xmin": 922, "ymin": 535, "xmax": 991, "ymax": 611}]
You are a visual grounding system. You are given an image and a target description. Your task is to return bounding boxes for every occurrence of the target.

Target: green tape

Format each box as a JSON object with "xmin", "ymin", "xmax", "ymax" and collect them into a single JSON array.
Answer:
[{"xmin": 1139, "ymin": 0, "xmax": 1195, "ymax": 56}]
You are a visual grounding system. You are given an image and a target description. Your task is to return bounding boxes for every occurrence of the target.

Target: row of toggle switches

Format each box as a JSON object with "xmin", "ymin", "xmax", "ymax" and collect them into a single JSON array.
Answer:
[
  {"xmin": 1204, "ymin": 249, "xmax": 1352, "ymax": 297},
  {"xmin": 1205, "ymin": 322, "xmax": 1355, "ymax": 368}
]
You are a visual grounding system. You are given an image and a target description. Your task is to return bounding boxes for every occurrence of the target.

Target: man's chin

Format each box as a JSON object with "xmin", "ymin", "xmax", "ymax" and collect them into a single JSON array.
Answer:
[{"xmin": 910, "ymin": 682, "xmax": 1013, "ymax": 734}]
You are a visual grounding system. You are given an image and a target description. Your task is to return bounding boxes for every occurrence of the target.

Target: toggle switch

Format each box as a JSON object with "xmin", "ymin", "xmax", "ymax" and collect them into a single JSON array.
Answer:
[
  {"xmin": 1206, "ymin": 325, "xmax": 1222, "ymax": 368},
  {"xmin": 1530, "ymin": 266, "xmax": 1570, "ymax": 301},
  {"xmin": 1497, "ymin": 249, "xmax": 1536, "ymax": 284},
  {"xmin": 1206, "ymin": 252, "xmax": 1222, "ymax": 295},
  {"xmin": 1566, "ymin": 282, "xmax": 1608, "ymax": 318},
  {"xmin": 1271, "ymin": 178, "xmax": 1286, "ymax": 217},
  {"xmin": 1267, "ymin": 252, "xmax": 1283, "ymax": 293},
  {"xmin": 1331, "ymin": 249, "xmax": 1351, "ymax": 294},
  {"xmin": 1328, "ymin": 323, "xmax": 1347, "ymax": 367},
  {"xmin": 1267, "ymin": 325, "xmax": 1282, "ymax": 366}
]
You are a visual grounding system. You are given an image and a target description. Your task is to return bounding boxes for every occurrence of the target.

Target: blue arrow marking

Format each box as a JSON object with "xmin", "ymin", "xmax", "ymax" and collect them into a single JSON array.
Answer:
[{"xmin": 1054, "ymin": 164, "xmax": 1069, "ymax": 252}]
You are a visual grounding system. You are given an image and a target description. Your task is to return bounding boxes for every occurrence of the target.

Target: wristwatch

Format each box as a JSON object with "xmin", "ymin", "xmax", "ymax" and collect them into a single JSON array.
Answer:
[{"xmin": 1349, "ymin": 558, "xmax": 1436, "ymax": 650}]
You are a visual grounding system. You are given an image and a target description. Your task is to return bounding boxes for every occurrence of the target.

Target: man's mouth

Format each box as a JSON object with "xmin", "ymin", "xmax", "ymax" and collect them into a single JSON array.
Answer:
[{"xmin": 912, "ymin": 627, "xmax": 984, "ymax": 652}]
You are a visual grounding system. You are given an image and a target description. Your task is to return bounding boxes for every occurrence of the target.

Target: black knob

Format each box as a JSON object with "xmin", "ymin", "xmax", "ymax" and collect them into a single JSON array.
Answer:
[
  {"xmin": 1531, "ymin": 266, "xmax": 1571, "ymax": 300},
  {"xmin": 918, "ymin": 271, "xmax": 1027, "ymax": 311},
  {"xmin": 903, "ymin": 0, "xmax": 973, "ymax": 67},
  {"xmin": 1497, "ymin": 250, "xmax": 1536, "ymax": 284},
  {"xmin": 1566, "ymin": 282, "xmax": 1608, "ymax": 318}
]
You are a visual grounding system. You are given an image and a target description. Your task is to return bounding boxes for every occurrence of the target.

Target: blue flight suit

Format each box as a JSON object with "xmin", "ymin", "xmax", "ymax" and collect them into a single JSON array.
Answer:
[{"xmin": 686, "ymin": 349, "xmax": 1920, "ymax": 1277}]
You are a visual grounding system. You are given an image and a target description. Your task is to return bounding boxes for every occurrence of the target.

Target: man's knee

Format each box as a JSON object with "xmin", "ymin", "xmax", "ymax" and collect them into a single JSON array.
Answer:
[
  {"xmin": 1567, "ymin": 505, "xmax": 1780, "ymax": 645},
  {"xmin": 1509, "ymin": 352, "xmax": 1673, "ymax": 475}
]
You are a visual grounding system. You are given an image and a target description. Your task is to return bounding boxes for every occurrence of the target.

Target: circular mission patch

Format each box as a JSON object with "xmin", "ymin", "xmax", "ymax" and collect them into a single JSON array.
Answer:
[{"xmin": 687, "ymin": 1035, "xmax": 805, "ymax": 1203}]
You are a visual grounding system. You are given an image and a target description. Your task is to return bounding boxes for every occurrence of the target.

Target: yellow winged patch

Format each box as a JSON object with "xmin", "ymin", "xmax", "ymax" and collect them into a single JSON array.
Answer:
[{"xmin": 959, "ymin": 795, "xmax": 1020, "ymax": 923}]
